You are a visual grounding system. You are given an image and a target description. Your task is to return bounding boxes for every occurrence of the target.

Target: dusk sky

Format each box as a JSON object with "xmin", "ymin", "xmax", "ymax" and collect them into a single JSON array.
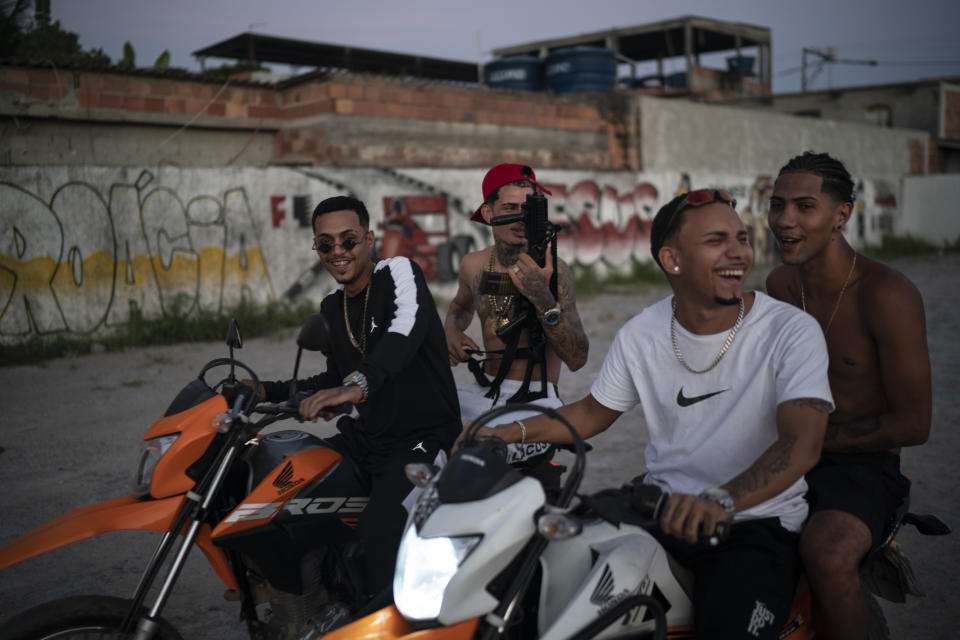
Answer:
[{"xmin": 50, "ymin": 0, "xmax": 960, "ymax": 94}]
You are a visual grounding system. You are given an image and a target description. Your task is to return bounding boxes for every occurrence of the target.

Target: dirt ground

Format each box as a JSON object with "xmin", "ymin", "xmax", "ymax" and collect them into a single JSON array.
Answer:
[{"xmin": 0, "ymin": 254, "xmax": 957, "ymax": 638}]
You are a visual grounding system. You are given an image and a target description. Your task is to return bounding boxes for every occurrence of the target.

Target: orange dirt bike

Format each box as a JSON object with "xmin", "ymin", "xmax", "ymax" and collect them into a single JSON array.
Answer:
[
  {"xmin": 323, "ymin": 405, "xmax": 949, "ymax": 640},
  {"xmin": 0, "ymin": 314, "xmax": 390, "ymax": 640}
]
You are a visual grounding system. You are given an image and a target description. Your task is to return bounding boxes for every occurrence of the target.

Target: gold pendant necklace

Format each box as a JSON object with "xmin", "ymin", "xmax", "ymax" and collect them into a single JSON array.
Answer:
[
  {"xmin": 801, "ymin": 252, "xmax": 857, "ymax": 335},
  {"xmin": 487, "ymin": 250, "xmax": 513, "ymax": 329},
  {"xmin": 344, "ymin": 280, "xmax": 372, "ymax": 355}
]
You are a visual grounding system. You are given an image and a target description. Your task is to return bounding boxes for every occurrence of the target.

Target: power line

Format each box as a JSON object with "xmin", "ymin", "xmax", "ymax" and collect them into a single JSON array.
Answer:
[{"xmin": 780, "ymin": 58, "xmax": 960, "ymax": 76}]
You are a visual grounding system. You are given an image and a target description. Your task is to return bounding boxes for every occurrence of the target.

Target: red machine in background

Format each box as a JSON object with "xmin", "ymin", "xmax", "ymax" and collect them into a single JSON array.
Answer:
[{"xmin": 378, "ymin": 196, "xmax": 475, "ymax": 282}]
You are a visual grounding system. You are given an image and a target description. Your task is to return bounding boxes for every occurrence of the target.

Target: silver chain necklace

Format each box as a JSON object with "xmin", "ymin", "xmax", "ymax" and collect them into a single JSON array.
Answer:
[{"xmin": 671, "ymin": 297, "xmax": 745, "ymax": 374}]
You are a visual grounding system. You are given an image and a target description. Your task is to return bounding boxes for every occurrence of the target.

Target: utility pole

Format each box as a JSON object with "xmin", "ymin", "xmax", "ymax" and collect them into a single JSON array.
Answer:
[{"xmin": 801, "ymin": 46, "xmax": 877, "ymax": 92}]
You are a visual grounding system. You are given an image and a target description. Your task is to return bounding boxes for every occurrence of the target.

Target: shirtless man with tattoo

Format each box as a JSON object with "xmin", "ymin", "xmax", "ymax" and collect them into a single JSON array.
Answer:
[
  {"xmin": 466, "ymin": 188, "xmax": 833, "ymax": 640},
  {"xmin": 445, "ymin": 163, "xmax": 588, "ymax": 467},
  {"xmin": 767, "ymin": 151, "xmax": 931, "ymax": 640}
]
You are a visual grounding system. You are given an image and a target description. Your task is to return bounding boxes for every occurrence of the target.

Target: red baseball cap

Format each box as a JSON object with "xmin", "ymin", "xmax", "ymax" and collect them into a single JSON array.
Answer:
[{"xmin": 471, "ymin": 163, "xmax": 552, "ymax": 224}]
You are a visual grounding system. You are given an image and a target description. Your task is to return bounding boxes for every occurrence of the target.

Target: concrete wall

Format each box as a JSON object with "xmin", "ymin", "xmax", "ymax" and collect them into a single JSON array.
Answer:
[
  {"xmin": 1, "ymin": 164, "xmax": 907, "ymax": 345},
  {"xmin": 900, "ymin": 174, "xmax": 960, "ymax": 246},
  {"xmin": 638, "ymin": 96, "xmax": 929, "ymax": 177},
  {"xmin": 771, "ymin": 82, "xmax": 944, "ymax": 133}
]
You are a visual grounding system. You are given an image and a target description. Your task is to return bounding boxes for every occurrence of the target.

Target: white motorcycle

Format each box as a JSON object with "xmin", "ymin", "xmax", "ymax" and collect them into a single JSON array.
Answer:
[
  {"xmin": 321, "ymin": 402, "xmax": 820, "ymax": 640},
  {"xmin": 323, "ymin": 402, "xmax": 948, "ymax": 640}
]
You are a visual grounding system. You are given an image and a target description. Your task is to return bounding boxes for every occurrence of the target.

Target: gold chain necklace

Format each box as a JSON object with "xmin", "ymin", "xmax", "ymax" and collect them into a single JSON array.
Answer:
[
  {"xmin": 801, "ymin": 252, "xmax": 857, "ymax": 335},
  {"xmin": 671, "ymin": 296, "xmax": 745, "ymax": 374},
  {"xmin": 487, "ymin": 250, "xmax": 514, "ymax": 330},
  {"xmin": 344, "ymin": 280, "xmax": 372, "ymax": 355}
]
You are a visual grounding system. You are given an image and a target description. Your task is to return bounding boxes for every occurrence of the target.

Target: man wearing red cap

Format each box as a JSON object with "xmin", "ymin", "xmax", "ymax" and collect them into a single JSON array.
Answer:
[{"xmin": 445, "ymin": 164, "xmax": 588, "ymax": 471}]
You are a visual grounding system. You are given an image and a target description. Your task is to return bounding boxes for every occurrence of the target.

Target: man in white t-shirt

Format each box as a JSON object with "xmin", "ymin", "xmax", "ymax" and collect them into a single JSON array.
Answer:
[{"xmin": 464, "ymin": 189, "xmax": 834, "ymax": 640}]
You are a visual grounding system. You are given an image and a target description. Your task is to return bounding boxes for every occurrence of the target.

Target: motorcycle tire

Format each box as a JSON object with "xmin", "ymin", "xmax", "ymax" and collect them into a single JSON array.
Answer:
[{"xmin": 0, "ymin": 595, "xmax": 184, "ymax": 640}]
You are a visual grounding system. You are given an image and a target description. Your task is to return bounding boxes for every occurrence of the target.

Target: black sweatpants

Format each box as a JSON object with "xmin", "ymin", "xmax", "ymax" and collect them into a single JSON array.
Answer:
[{"xmin": 326, "ymin": 430, "xmax": 447, "ymax": 597}]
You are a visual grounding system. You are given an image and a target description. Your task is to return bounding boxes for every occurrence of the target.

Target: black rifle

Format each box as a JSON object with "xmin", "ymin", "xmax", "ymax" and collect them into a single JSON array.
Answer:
[
  {"xmin": 487, "ymin": 192, "xmax": 559, "ymax": 336},
  {"xmin": 473, "ymin": 193, "xmax": 562, "ymax": 402}
]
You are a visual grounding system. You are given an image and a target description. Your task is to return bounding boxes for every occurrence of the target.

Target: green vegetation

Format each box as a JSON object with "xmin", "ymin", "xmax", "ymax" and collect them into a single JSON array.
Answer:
[
  {"xmin": 0, "ymin": 297, "xmax": 317, "ymax": 367},
  {"xmin": 860, "ymin": 234, "xmax": 960, "ymax": 260},
  {"xmin": 1, "ymin": 2, "xmax": 174, "ymax": 71},
  {"xmin": 1, "ymin": 0, "xmax": 110, "ymax": 67},
  {"xmin": 572, "ymin": 258, "xmax": 668, "ymax": 297},
  {"xmin": 200, "ymin": 60, "xmax": 269, "ymax": 79},
  {"xmin": 118, "ymin": 41, "xmax": 135, "ymax": 70}
]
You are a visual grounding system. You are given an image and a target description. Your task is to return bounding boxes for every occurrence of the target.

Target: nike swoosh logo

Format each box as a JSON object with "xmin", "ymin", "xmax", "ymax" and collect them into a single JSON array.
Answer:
[{"xmin": 676, "ymin": 387, "xmax": 728, "ymax": 407}]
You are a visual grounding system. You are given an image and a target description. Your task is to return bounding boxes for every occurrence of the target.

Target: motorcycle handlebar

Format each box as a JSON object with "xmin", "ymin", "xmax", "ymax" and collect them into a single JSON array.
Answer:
[
  {"xmin": 585, "ymin": 483, "xmax": 732, "ymax": 547},
  {"xmin": 254, "ymin": 399, "xmax": 353, "ymax": 419}
]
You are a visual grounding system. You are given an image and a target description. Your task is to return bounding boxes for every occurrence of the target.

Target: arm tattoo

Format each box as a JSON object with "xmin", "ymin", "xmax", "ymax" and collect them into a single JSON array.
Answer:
[
  {"xmin": 470, "ymin": 270, "xmax": 491, "ymax": 323},
  {"xmin": 792, "ymin": 398, "xmax": 831, "ymax": 413},
  {"xmin": 450, "ymin": 306, "xmax": 473, "ymax": 331},
  {"xmin": 725, "ymin": 433, "xmax": 798, "ymax": 503},
  {"xmin": 542, "ymin": 262, "xmax": 589, "ymax": 367},
  {"xmin": 825, "ymin": 416, "xmax": 895, "ymax": 449}
]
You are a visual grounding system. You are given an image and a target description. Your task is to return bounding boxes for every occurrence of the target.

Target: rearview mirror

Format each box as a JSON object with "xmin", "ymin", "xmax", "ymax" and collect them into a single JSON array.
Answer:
[
  {"xmin": 297, "ymin": 313, "xmax": 331, "ymax": 353},
  {"xmin": 226, "ymin": 318, "xmax": 243, "ymax": 348}
]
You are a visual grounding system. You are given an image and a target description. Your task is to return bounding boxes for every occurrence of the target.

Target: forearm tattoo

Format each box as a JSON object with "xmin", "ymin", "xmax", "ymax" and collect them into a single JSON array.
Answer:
[
  {"xmin": 725, "ymin": 433, "xmax": 799, "ymax": 503},
  {"xmin": 542, "ymin": 263, "xmax": 588, "ymax": 366},
  {"xmin": 825, "ymin": 417, "xmax": 896, "ymax": 450}
]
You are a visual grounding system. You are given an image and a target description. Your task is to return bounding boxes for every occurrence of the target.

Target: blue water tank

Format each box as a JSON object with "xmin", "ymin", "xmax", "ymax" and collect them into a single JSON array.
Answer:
[
  {"xmin": 666, "ymin": 71, "xmax": 687, "ymax": 88},
  {"xmin": 484, "ymin": 56, "xmax": 544, "ymax": 91},
  {"xmin": 545, "ymin": 46, "xmax": 617, "ymax": 93},
  {"xmin": 727, "ymin": 55, "xmax": 756, "ymax": 75}
]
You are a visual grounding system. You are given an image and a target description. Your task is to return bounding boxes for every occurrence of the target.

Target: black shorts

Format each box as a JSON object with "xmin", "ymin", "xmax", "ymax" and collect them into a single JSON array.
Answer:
[
  {"xmin": 654, "ymin": 518, "xmax": 800, "ymax": 640},
  {"xmin": 805, "ymin": 451, "xmax": 911, "ymax": 550}
]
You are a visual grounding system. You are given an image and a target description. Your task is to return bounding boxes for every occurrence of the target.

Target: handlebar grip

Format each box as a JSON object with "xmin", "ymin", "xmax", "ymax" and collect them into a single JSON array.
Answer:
[
  {"xmin": 255, "ymin": 400, "xmax": 353, "ymax": 417},
  {"xmin": 701, "ymin": 520, "xmax": 730, "ymax": 547},
  {"xmin": 324, "ymin": 402, "xmax": 353, "ymax": 416}
]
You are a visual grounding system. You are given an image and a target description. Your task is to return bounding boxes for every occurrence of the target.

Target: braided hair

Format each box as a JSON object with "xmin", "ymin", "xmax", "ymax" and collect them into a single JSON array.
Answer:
[{"xmin": 777, "ymin": 151, "xmax": 855, "ymax": 205}]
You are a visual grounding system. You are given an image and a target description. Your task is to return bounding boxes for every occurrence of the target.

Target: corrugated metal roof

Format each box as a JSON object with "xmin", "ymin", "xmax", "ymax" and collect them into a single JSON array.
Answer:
[
  {"xmin": 491, "ymin": 15, "xmax": 770, "ymax": 61},
  {"xmin": 193, "ymin": 33, "xmax": 479, "ymax": 83}
]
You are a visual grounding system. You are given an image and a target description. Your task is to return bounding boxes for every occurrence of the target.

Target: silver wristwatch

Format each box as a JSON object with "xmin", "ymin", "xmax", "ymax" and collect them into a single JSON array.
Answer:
[
  {"xmin": 342, "ymin": 370, "xmax": 369, "ymax": 402},
  {"xmin": 542, "ymin": 305, "xmax": 562, "ymax": 327},
  {"xmin": 699, "ymin": 487, "xmax": 735, "ymax": 515}
]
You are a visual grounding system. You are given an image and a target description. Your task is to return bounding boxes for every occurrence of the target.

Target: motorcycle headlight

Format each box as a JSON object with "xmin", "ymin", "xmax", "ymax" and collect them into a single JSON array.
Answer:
[
  {"xmin": 393, "ymin": 526, "xmax": 481, "ymax": 622},
  {"xmin": 132, "ymin": 434, "xmax": 178, "ymax": 497}
]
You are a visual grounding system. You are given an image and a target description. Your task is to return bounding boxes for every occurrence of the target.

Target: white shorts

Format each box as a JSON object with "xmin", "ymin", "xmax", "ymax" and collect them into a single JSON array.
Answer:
[{"xmin": 457, "ymin": 380, "xmax": 563, "ymax": 464}]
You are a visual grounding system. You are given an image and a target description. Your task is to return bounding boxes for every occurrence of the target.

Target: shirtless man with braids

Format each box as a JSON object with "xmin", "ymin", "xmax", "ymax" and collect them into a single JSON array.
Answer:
[{"xmin": 767, "ymin": 151, "xmax": 932, "ymax": 640}]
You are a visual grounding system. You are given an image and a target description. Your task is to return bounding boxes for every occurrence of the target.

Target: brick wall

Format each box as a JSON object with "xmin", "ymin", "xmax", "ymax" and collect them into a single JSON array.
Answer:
[
  {"xmin": 944, "ymin": 85, "xmax": 960, "ymax": 140},
  {"xmin": 0, "ymin": 65, "xmax": 633, "ymax": 170}
]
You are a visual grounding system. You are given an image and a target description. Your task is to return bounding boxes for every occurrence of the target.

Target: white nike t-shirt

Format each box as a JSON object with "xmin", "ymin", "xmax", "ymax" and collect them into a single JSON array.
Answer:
[{"xmin": 591, "ymin": 292, "xmax": 833, "ymax": 531}]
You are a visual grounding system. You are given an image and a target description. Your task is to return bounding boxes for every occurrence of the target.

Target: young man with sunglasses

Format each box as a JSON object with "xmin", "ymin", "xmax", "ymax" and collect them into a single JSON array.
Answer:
[
  {"xmin": 767, "ymin": 152, "xmax": 931, "ymax": 640},
  {"xmin": 466, "ymin": 189, "xmax": 834, "ymax": 639},
  {"xmin": 253, "ymin": 196, "xmax": 461, "ymax": 601},
  {"xmin": 444, "ymin": 163, "xmax": 588, "ymax": 474}
]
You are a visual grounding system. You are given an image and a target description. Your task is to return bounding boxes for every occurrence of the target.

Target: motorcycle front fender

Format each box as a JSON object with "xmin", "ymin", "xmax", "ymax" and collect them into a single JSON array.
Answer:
[
  {"xmin": 320, "ymin": 605, "xmax": 479, "ymax": 639},
  {"xmin": 0, "ymin": 494, "xmax": 239, "ymax": 592}
]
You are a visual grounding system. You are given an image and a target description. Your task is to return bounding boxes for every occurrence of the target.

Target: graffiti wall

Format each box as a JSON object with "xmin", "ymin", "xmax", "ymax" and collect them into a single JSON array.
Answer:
[{"xmin": 1, "ymin": 165, "xmax": 896, "ymax": 345}]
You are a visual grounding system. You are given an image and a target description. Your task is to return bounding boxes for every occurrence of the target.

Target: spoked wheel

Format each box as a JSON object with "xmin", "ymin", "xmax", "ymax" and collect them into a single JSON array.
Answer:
[{"xmin": 0, "ymin": 596, "xmax": 183, "ymax": 640}]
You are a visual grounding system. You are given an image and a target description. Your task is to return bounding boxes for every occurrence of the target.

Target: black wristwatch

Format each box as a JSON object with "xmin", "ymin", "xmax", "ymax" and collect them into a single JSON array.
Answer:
[
  {"xmin": 542, "ymin": 305, "xmax": 562, "ymax": 327},
  {"xmin": 342, "ymin": 370, "xmax": 369, "ymax": 402}
]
